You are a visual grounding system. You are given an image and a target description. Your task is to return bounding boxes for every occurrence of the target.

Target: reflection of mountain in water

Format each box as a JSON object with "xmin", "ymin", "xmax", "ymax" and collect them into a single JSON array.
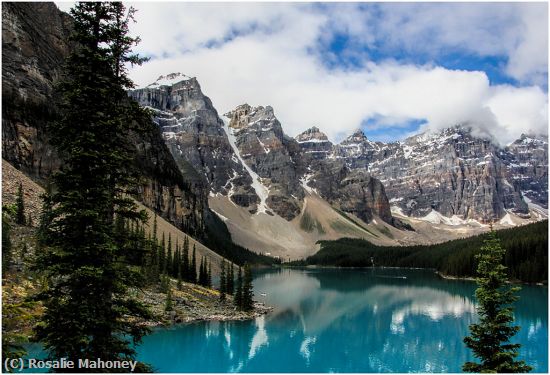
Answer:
[{"xmin": 130, "ymin": 268, "xmax": 547, "ymax": 373}]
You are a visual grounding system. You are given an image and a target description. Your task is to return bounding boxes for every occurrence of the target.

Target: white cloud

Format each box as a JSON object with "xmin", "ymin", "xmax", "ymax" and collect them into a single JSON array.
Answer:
[{"xmin": 126, "ymin": 2, "xmax": 547, "ymax": 145}]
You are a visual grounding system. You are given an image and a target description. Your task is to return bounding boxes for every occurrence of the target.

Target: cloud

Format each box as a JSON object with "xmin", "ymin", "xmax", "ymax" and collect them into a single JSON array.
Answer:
[{"xmin": 125, "ymin": 3, "xmax": 547, "ymax": 145}]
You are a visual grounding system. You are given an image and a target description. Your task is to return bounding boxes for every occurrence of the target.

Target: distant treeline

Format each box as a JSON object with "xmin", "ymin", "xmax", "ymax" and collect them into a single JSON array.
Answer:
[{"xmin": 300, "ymin": 221, "xmax": 548, "ymax": 283}]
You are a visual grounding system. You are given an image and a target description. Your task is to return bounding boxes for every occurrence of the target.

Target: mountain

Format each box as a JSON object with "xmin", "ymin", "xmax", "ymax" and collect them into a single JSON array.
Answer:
[
  {"xmin": 2, "ymin": 3, "xmax": 207, "ymax": 236},
  {"xmin": 3, "ymin": 2, "xmax": 546, "ymax": 262},
  {"xmin": 335, "ymin": 127, "xmax": 533, "ymax": 221},
  {"xmin": 225, "ymin": 104, "xmax": 305, "ymax": 219},
  {"xmin": 128, "ymin": 76, "xmax": 259, "ymax": 210},
  {"xmin": 127, "ymin": 72, "xmax": 547, "ymax": 258}
]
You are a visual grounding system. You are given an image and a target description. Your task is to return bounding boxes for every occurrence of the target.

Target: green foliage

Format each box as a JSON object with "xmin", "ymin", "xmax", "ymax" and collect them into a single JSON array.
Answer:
[
  {"xmin": 2, "ymin": 212, "xmax": 13, "ymax": 273},
  {"xmin": 463, "ymin": 231, "xmax": 532, "ymax": 373},
  {"xmin": 2, "ymin": 300, "xmax": 36, "ymax": 371},
  {"xmin": 207, "ymin": 262, "xmax": 212, "ymax": 288},
  {"xmin": 164, "ymin": 287, "xmax": 173, "ymax": 312},
  {"xmin": 219, "ymin": 260, "xmax": 226, "ymax": 301},
  {"xmin": 234, "ymin": 266, "xmax": 243, "ymax": 310},
  {"xmin": 34, "ymin": 2, "xmax": 152, "ymax": 368},
  {"xmin": 198, "ymin": 257, "xmax": 209, "ymax": 287},
  {"xmin": 190, "ymin": 245, "xmax": 197, "ymax": 283},
  {"xmin": 305, "ymin": 221, "xmax": 547, "ymax": 283},
  {"xmin": 15, "ymin": 183, "xmax": 26, "ymax": 225},
  {"xmin": 227, "ymin": 262, "xmax": 235, "ymax": 295},
  {"xmin": 241, "ymin": 263, "xmax": 254, "ymax": 311}
]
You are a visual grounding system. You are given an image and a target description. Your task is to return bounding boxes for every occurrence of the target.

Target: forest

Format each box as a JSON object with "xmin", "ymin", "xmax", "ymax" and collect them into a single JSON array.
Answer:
[{"xmin": 301, "ymin": 221, "xmax": 548, "ymax": 283}]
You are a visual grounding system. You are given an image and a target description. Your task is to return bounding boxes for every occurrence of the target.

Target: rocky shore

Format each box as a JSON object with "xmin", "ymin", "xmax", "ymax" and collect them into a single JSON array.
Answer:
[{"xmin": 136, "ymin": 280, "xmax": 272, "ymax": 327}]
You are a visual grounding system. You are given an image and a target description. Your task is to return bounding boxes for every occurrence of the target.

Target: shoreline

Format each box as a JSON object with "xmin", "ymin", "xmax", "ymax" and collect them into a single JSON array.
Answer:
[
  {"xmin": 435, "ymin": 271, "xmax": 546, "ymax": 286},
  {"xmin": 137, "ymin": 281, "xmax": 274, "ymax": 328}
]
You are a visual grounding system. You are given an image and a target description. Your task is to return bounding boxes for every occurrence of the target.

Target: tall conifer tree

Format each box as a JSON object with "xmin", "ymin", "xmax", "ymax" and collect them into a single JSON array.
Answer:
[
  {"xmin": 463, "ymin": 230, "xmax": 531, "ymax": 373},
  {"xmin": 234, "ymin": 266, "xmax": 243, "ymax": 309},
  {"xmin": 15, "ymin": 183, "xmax": 26, "ymax": 225},
  {"xmin": 219, "ymin": 260, "xmax": 226, "ymax": 301},
  {"xmin": 191, "ymin": 244, "xmax": 197, "ymax": 283},
  {"xmin": 227, "ymin": 262, "xmax": 234, "ymax": 295},
  {"xmin": 242, "ymin": 263, "xmax": 254, "ymax": 311},
  {"xmin": 35, "ymin": 2, "xmax": 151, "ymax": 367}
]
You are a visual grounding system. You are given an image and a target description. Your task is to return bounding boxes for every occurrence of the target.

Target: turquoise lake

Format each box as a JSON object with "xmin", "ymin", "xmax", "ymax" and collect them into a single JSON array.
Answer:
[
  {"xmin": 137, "ymin": 268, "xmax": 547, "ymax": 373},
  {"xmin": 23, "ymin": 268, "xmax": 547, "ymax": 373}
]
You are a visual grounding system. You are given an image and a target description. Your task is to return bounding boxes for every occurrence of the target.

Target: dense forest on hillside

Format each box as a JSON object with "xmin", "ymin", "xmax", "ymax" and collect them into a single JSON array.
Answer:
[{"xmin": 301, "ymin": 221, "xmax": 547, "ymax": 283}]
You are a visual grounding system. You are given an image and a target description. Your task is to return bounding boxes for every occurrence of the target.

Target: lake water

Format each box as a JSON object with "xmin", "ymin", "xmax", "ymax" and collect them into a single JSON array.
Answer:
[
  {"xmin": 23, "ymin": 268, "xmax": 547, "ymax": 373},
  {"xmin": 137, "ymin": 268, "xmax": 547, "ymax": 373}
]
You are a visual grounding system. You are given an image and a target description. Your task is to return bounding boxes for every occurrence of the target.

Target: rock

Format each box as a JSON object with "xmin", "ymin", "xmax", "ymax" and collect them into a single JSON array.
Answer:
[
  {"xmin": 128, "ymin": 77, "xmax": 259, "ymax": 211},
  {"xmin": 2, "ymin": 3, "xmax": 207, "ymax": 236},
  {"xmin": 225, "ymin": 104, "xmax": 305, "ymax": 219}
]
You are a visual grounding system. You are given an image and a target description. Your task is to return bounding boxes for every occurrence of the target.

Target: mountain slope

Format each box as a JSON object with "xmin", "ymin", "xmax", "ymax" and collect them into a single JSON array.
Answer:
[{"xmin": 2, "ymin": 3, "xmax": 208, "ymax": 237}]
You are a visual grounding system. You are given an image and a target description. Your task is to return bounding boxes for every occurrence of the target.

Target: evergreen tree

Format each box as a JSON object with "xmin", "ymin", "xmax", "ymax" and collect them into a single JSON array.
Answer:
[
  {"xmin": 173, "ymin": 238, "xmax": 180, "ymax": 277},
  {"xmin": 219, "ymin": 260, "xmax": 226, "ymax": 301},
  {"xmin": 152, "ymin": 213, "xmax": 158, "ymax": 244},
  {"xmin": 15, "ymin": 183, "xmax": 26, "ymax": 225},
  {"xmin": 164, "ymin": 286, "xmax": 173, "ymax": 312},
  {"xmin": 182, "ymin": 236, "xmax": 190, "ymax": 281},
  {"xmin": 2, "ymin": 212, "xmax": 12, "ymax": 273},
  {"xmin": 190, "ymin": 244, "xmax": 197, "ymax": 283},
  {"xmin": 234, "ymin": 266, "xmax": 243, "ymax": 309},
  {"xmin": 160, "ymin": 232, "xmax": 166, "ymax": 274},
  {"xmin": 207, "ymin": 261, "xmax": 212, "ymax": 288},
  {"xmin": 227, "ymin": 262, "xmax": 235, "ymax": 295},
  {"xmin": 463, "ymin": 230, "xmax": 532, "ymax": 373},
  {"xmin": 34, "ymin": 2, "xmax": 151, "ymax": 367},
  {"xmin": 242, "ymin": 263, "xmax": 254, "ymax": 311},
  {"xmin": 166, "ymin": 233, "xmax": 173, "ymax": 275},
  {"xmin": 37, "ymin": 183, "xmax": 54, "ymax": 246}
]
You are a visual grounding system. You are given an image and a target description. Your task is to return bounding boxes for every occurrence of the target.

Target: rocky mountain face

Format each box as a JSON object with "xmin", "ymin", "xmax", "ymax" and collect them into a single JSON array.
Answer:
[
  {"xmin": 128, "ymin": 75, "xmax": 260, "ymax": 212},
  {"xmin": 299, "ymin": 126, "xmax": 547, "ymax": 222},
  {"xmin": 502, "ymin": 134, "xmax": 548, "ymax": 208},
  {"xmin": 225, "ymin": 104, "xmax": 305, "ymax": 220},
  {"xmin": 2, "ymin": 2, "xmax": 72, "ymax": 178},
  {"xmin": 133, "ymin": 73, "xmax": 547, "ymax": 227},
  {"xmin": 2, "ymin": 3, "xmax": 207, "ymax": 235},
  {"xmin": 295, "ymin": 128, "xmax": 396, "ymax": 225}
]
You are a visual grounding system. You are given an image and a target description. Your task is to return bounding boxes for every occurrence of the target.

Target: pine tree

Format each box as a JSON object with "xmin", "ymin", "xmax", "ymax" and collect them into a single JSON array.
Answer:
[
  {"xmin": 37, "ymin": 183, "xmax": 54, "ymax": 246},
  {"xmin": 164, "ymin": 286, "xmax": 173, "ymax": 312},
  {"xmin": 152, "ymin": 213, "xmax": 158, "ymax": 244},
  {"xmin": 463, "ymin": 230, "xmax": 532, "ymax": 373},
  {"xmin": 234, "ymin": 266, "xmax": 243, "ymax": 309},
  {"xmin": 219, "ymin": 260, "xmax": 226, "ymax": 301},
  {"xmin": 207, "ymin": 261, "xmax": 212, "ymax": 288},
  {"xmin": 160, "ymin": 232, "xmax": 166, "ymax": 274},
  {"xmin": 34, "ymin": 2, "xmax": 151, "ymax": 367},
  {"xmin": 167, "ymin": 233, "xmax": 173, "ymax": 276},
  {"xmin": 190, "ymin": 244, "xmax": 197, "ymax": 283},
  {"xmin": 242, "ymin": 263, "xmax": 254, "ymax": 311},
  {"xmin": 182, "ymin": 236, "xmax": 190, "ymax": 281},
  {"xmin": 15, "ymin": 183, "xmax": 26, "ymax": 225},
  {"xmin": 227, "ymin": 262, "xmax": 235, "ymax": 295},
  {"xmin": 173, "ymin": 238, "xmax": 180, "ymax": 277},
  {"xmin": 2, "ymin": 212, "xmax": 12, "ymax": 273}
]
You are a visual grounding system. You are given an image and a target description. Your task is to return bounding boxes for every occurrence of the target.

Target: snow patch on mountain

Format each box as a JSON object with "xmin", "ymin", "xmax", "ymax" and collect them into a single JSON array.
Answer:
[
  {"xmin": 144, "ymin": 72, "xmax": 192, "ymax": 88},
  {"xmin": 222, "ymin": 118, "xmax": 270, "ymax": 214},
  {"xmin": 300, "ymin": 173, "xmax": 318, "ymax": 195}
]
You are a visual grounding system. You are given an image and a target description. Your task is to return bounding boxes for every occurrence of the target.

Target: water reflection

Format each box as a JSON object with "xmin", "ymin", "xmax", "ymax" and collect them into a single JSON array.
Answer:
[{"xmin": 134, "ymin": 268, "xmax": 547, "ymax": 373}]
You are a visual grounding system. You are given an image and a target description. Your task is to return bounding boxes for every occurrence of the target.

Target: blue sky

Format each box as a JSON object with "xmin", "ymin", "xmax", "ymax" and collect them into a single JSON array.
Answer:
[{"xmin": 57, "ymin": 2, "xmax": 548, "ymax": 144}]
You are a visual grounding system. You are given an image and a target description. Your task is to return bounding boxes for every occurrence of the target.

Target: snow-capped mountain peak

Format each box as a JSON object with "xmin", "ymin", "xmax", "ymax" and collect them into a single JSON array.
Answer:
[{"xmin": 146, "ymin": 72, "xmax": 193, "ymax": 88}]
